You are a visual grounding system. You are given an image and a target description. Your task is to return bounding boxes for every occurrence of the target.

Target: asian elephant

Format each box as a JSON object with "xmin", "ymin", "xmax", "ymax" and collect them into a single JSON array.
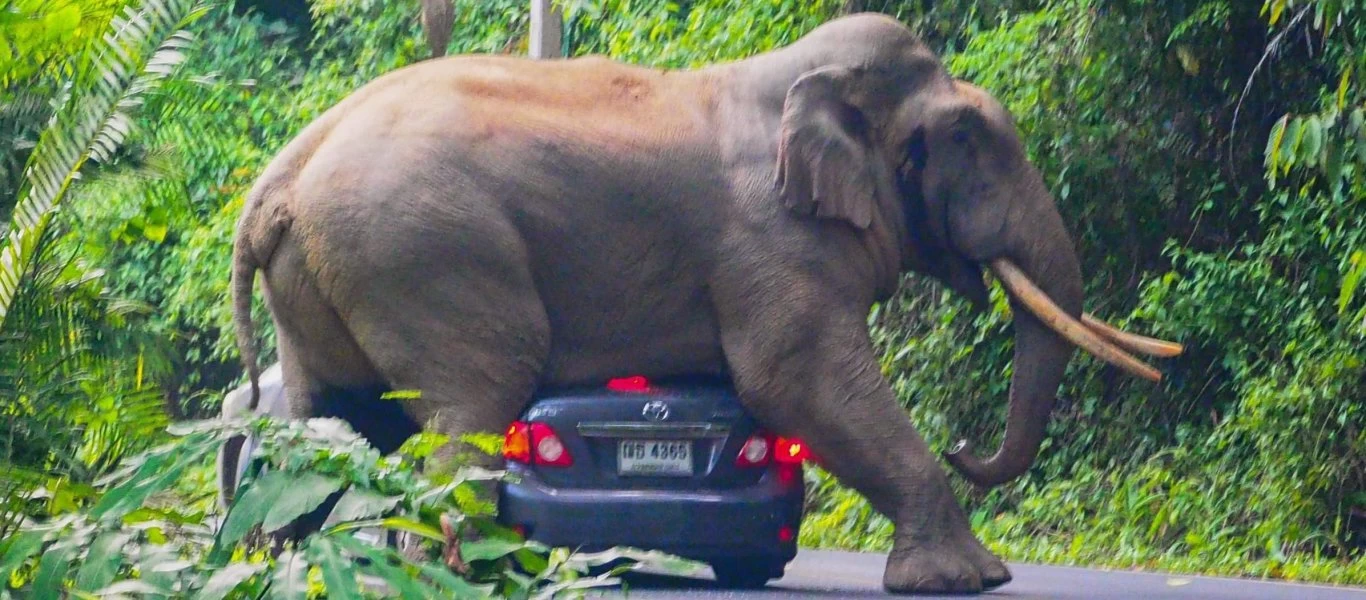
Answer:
[{"xmin": 231, "ymin": 12, "xmax": 1180, "ymax": 594}]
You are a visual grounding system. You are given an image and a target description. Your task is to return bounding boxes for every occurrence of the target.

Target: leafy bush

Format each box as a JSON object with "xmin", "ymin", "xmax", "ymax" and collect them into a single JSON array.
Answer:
[
  {"xmin": 0, "ymin": 417, "xmax": 690, "ymax": 598},
  {"xmin": 1, "ymin": 0, "xmax": 215, "ymax": 537}
]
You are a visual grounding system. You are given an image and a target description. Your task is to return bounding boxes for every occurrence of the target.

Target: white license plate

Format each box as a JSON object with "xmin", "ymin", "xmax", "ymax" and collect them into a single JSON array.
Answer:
[{"xmin": 618, "ymin": 440, "xmax": 692, "ymax": 476}]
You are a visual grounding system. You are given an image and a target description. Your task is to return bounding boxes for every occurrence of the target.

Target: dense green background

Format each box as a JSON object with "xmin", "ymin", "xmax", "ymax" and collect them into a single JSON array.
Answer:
[{"xmin": 3, "ymin": 0, "xmax": 1363, "ymax": 587}]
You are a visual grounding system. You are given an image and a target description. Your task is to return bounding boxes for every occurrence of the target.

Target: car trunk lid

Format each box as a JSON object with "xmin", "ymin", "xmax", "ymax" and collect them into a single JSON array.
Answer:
[{"xmin": 517, "ymin": 375, "xmax": 766, "ymax": 490}]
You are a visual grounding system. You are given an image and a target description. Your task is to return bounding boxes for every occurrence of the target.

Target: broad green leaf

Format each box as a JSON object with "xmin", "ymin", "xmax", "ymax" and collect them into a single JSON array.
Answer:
[
  {"xmin": 1301, "ymin": 116, "xmax": 1322, "ymax": 167},
  {"xmin": 324, "ymin": 488, "xmax": 400, "ymax": 527},
  {"xmin": 142, "ymin": 222, "xmax": 169, "ymax": 243},
  {"xmin": 564, "ymin": 547, "xmax": 703, "ymax": 575},
  {"xmin": 457, "ymin": 432, "xmax": 504, "ymax": 457},
  {"xmin": 397, "ymin": 432, "xmax": 451, "ymax": 460},
  {"xmin": 531, "ymin": 571, "xmax": 622, "ymax": 600},
  {"xmin": 31, "ymin": 541, "xmax": 80, "ymax": 600},
  {"xmin": 136, "ymin": 545, "xmax": 186, "ymax": 594},
  {"xmin": 269, "ymin": 551, "xmax": 309, "ymax": 600},
  {"xmin": 1265, "ymin": 114, "xmax": 1288, "ymax": 170},
  {"xmin": 1283, "ymin": 117, "xmax": 1303, "ymax": 173},
  {"xmin": 261, "ymin": 473, "xmax": 342, "ymax": 534},
  {"xmin": 93, "ymin": 580, "xmax": 173, "ymax": 596},
  {"xmin": 1269, "ymin": 0, "xmax": 1287, "ymax": 25},
  {"xmin": 378, "ymin": 517, "xmax": 445, "ymax": 543},
  {"xmin": 461, "ymin": 537, "xmax": 530, "ymax": 562},
  {"xmin": 73, "ymin": 531, "xmax": 132, "ymax": 592},
  {"xmin": 92, "ymin": 443, "xmax": 214, "ymax": 522},
  {"xmin": 195, "ymin": 562, "xmax": 265, "ymax": 600},
  {"xmin": 147, "ymin": 559, "xmax": 195, "ymax": 574},
  {"xmin": 1340, "ymin": 250, "xmax": 1365, "ymax": 315},
  {"xmin": 218, "ymin": 471, "xmax": 293, "ymax": 545},
  {"xmin": 89, "ymin": 451, "xmax": 175, "ymax": 519},
  {"xmin": 1338, "ymin": 67, "xmax": 1352, "ymax": 110},
  {"xmin": 305, "ymin": 538, "xmax": 362, "ymax": 600},
  {"xmin": 1323, "ymin": 137, "xmax": 1345, "ymax": 183},
  {"xmin": 414, "ymin": 560, "xmax": 494, "ymax": 598},
  {"xmin": 514, "ymin": 547, "xmax": 550, "ymax": 575},
  {"xmin": 42, "ymin": 5, "xmax": 81, "ymax": 35},
  {"xmin": 331, "ymin": 536, "xmax": 435, "ymax": 599},
  {"xmin": 0, "ymin": 530, "xmax": 46, "ymax": 584}
]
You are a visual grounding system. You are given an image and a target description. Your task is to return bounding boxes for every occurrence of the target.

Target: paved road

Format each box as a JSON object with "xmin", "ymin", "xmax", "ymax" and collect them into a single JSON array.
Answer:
[{"xmin": 603, "ymin": 550, "xmax": 1366, "ymax": 599}]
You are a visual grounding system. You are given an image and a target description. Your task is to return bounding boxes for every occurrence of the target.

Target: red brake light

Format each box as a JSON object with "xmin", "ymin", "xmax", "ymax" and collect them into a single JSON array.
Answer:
[
  {"xmin": 529, "ymin": 422, "xmax": 573, "ymax": 467},
  {"xmin": 606, "ymin": 375, "xmax": 651, "ymax": 393},
  {"xmin": 774, "ymin": 437, "xmax": 811, "ymax": 464},
  {"xmin": 503, "ymin": 421, "xmax": 531, "ymax": 463},
  {"xmin": 736, "ymin": 434, "xmax": 772, "ymax": 467}
]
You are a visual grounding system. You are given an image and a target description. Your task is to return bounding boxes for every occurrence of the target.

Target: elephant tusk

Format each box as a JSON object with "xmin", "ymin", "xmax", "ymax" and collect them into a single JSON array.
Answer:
[
  {"xmin": 989, "ymin": 259, "xmax": 1163, "ymax": 382},
  {"xmin": 1081, "ymin": 313, "xmax": 1184, "ymax": 358}
]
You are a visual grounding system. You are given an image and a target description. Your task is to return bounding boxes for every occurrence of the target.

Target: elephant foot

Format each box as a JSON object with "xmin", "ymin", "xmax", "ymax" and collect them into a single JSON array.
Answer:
[{"xmin": 882, "ymin": 537, "xmax": 1011, "ymax": 594}]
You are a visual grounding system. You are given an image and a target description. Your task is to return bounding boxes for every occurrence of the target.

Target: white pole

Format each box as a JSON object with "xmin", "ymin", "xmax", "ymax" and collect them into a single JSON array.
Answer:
[{"xmin": 529, "ymin": 0, "xmax": 563, "ymax": 59}]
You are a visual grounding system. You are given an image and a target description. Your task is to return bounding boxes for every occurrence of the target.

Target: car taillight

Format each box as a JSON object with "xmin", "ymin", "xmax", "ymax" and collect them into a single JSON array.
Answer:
[
  {"xmin": 736, "ymin": 434, "xmax": 771, "ymax": 467},
  {"xmin": 529, "ymin": 422, "xmax": 573, "ymax": 467},
  {"xmin": 503, "ymin": 421, "xmax": 531, "ymax": 463},
  {"xmin": 774, "ymin": 436, "xmax": 811, "ymax": 464},
  {"xmin": 606, "ymin": 375, "xmax": 651, "ymax": 393},
  {"xmin": 504, "ymin": 421, "xmax": 574, "ymax": 467}
]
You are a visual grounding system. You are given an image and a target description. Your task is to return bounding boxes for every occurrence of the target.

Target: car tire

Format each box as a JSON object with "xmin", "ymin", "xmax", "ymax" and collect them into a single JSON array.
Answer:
[{"xmin": 710, "ymin": 559, "xmax": 782, "ymax": 589}]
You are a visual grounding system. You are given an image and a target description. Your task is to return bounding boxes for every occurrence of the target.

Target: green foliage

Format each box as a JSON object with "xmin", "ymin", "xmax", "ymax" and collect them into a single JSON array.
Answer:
[
  {"xmin": 0, "ymin": 0, "xmax": 212, "ymax": 539},
  {"xmin": 567, "ymin": 0, "xmax": 843, "ymax": 67},
  {"xmin": 1, "ymin": 417, "xmax": 686, "ymax": 598},
  {"xmin": 0, "ymin": 0, "xmax": 209, "ymax": 329}
]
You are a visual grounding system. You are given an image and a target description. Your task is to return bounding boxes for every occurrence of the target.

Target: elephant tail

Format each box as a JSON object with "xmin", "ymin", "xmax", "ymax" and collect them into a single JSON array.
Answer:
[
  {"xmin": 232, "ymin": 182, "xmax": 291, "ymax": 412},
  {"xmin": 231, "ymin": 218, "xmax": 264, "ymax": 412}
]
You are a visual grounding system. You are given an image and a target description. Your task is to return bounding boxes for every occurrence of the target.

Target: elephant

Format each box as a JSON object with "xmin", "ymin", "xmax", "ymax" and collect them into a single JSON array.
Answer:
[{"xmin": 230, "ymin": 12, "xmax": 1182, "ymax": 594}]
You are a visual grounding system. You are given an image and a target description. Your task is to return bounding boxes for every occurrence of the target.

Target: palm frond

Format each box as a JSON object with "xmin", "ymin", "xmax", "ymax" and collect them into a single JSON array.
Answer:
[{"xmin": 0, "ymin": 0, "xmax": 212, "ymax": 331}]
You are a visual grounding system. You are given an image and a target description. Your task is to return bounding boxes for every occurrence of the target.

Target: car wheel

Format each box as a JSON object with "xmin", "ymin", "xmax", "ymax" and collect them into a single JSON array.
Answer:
[{"xmin": 710, "ymin": 560, "xmax": 782, "ymax": 589}]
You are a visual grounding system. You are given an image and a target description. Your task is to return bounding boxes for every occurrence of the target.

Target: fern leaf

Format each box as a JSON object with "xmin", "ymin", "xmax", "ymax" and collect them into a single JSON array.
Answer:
[{"xmin": 0, "ymin": 0, "xmax": 211, "ymax": 331}]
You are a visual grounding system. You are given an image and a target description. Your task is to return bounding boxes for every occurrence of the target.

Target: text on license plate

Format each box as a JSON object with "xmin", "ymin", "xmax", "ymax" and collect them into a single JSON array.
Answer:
[{"xmin": 618, "ymin": 440, "xmax": 692, "ymax": 476}]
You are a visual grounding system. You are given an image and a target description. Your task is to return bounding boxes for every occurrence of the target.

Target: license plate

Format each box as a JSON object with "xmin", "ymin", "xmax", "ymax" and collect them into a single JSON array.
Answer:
[{"xmin": 618, "ymin": 440, "xmax": 692, "ymax": 476}]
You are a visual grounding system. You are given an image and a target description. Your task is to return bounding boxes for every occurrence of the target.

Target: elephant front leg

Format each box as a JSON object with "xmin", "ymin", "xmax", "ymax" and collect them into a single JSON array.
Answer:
[{"xmin": 718, "ymin": 303, "xmax": 1010, "ymax": 594}]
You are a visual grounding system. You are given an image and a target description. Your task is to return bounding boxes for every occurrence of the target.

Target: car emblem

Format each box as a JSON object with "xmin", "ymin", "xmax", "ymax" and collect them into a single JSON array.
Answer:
[{"xmin": 641, "ymin": 400, "xmax": 670, "ymax": 422}]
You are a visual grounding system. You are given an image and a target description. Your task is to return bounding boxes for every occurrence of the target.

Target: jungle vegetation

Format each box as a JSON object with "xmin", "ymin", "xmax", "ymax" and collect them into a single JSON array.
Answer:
[{"xmin": 0, "ymin": 0, "xmax": 1363, "ymax": 596}]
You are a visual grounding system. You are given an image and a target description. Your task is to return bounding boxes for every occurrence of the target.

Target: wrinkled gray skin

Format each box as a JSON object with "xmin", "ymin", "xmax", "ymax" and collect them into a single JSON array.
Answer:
[{"xmin": 232, "ymin": 14, "xmax": 1082, "ymax": 594}]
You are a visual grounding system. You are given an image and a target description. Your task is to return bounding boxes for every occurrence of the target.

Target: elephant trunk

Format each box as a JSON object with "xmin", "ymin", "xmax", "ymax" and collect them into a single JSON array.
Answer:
[{"xmin": 944, "ymin": 208, "xmax": 1083, "ymax": 488}]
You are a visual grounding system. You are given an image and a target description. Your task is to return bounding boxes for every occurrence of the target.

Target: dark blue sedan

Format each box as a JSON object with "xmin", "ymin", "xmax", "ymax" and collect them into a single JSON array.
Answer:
[
  {"xmin": 219, "ymin": 369, "xmax": 807, "ymax": 587},
  {"xmin": 497, "ymin": 374, "xmax": 808, "ymax": 588}
]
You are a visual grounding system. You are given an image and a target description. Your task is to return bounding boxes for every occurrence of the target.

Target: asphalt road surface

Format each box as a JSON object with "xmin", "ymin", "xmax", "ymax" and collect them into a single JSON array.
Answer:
[{"xmin": 604, "ymin": 550, "xmax": 1366, "ymax": 599}]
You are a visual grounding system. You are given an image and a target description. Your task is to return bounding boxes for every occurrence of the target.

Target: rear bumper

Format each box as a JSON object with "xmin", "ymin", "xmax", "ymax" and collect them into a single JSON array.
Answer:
[{"xmin": 497, "ymin": 466, "xmax": 804, "ymax": 563}]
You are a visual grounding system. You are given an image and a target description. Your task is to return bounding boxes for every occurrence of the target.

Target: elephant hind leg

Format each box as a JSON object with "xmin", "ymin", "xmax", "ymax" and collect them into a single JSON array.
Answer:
[
  {"xmin": 339, "ymin": 242, "xmax": 552, "ymax": 472},
  {"xmin": 263, "ymin": 230, "xmax": 386, "ymax": 422}
]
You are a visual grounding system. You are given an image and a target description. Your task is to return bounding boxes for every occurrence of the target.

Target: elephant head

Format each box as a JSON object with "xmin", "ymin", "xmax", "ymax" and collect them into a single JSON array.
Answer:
[{"xmin": 767, "ymin": 18, "xmax": 1181, "ymax": 486}]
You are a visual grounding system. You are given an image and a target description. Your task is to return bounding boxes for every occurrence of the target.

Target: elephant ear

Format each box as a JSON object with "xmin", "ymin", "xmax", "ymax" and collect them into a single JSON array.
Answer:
[{"xmin": 776, "ymin": 66, "xmax": 878, "ymax": 230}]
